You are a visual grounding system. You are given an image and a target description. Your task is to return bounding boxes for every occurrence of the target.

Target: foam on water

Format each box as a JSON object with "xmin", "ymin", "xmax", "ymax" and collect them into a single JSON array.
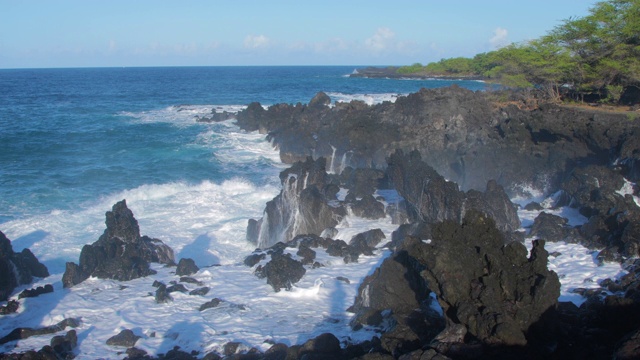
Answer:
[
  {"xmin": 325, "ymin": 92, "xmax": 401, "ymax": 105},
  {"xmin": 617, "ymin": 178, "xmax": 640, "ymax": 207},
  {"xmin": 121, "ymin": 105, "xmax": 246, "ymax": 128},
  {"xmin": 0, "ymin": 193, "xmax": 399, "ymax": 358},
  {"xmin": 517, "ymin": 192, "xmax": 626, "ymax": 307}
]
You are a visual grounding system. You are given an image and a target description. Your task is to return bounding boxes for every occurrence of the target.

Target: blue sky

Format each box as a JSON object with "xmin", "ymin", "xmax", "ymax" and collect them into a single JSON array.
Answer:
[{"xmin": 0, "ymin": 0, "xmax": 595, "ymax": 68}]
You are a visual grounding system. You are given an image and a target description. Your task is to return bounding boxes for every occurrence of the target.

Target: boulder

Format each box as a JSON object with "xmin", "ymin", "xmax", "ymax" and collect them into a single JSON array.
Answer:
[
  {"xmin": 176, "ymin": 258, "xmax": 199, "ymax": 276},
  {"xmin": 18, "ymin": 284, "xmax": 53, "ymax": 299},
  {"xmin": 62, "ymin": 200, "xmax": 175, "ymax": 287},
  {"xmin": 349, "ymin": 229, "xmax": 386, "ymax": 256},
  {"xmin": 0, "ymin": 231, "xmax": 49, "ymax": 301},
  {"xmin": 299, "ymin": 333, "xmax": 341, "ymax": 356},
  {"xmin": 350, "ymin": 194, "xmax": 386, "ymax": 220},
  {"xmin": 0, "ymin": 300, "xmax": 19, "ymax": 315},
  {"xmin": 155, "ymin": 283, "xmax": 172, "ymax": 304},
  {"xmin": 189, "ymin": 287, "xmax": 210, "ymax": 296},
  {"xmin": 199, "ymin": 298, "xmax": 223, "ymax": 312},
  {"xmin": 106, "ymin": 329, "xmax": 140, "ymax": 347},
  {"xmin": 255, "ymin": 252, "xmax": 306, "ymax": 292},
  {"xmin": 529, "ymin": 212, "xmax": 582, "ymax": 243}
]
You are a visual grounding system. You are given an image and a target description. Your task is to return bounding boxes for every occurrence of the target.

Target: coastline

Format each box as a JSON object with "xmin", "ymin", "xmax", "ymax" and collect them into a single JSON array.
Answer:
[
  {"xmin": 1, "ymin": 83, "xmax": 640, "ymax": 359},
  {"xmin": 349, "ymin": 66, "xmax": 487, "ymax": 81}
]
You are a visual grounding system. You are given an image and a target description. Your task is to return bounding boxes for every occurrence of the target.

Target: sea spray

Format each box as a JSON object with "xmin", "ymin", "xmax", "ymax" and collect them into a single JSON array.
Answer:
[{"xmin": 254, "ymin": 158, "xmax": 346, "ymax": 248}]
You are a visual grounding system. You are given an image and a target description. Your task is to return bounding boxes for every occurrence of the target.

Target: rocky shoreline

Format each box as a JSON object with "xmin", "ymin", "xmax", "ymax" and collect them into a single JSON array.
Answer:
[
  {"xmin": 2, "ymin": 86, "xmax": 640, "ymax": 359},
  {"xmin": 232, "ymin": 86, "xmax": 640, "ymax": 359},
  {"xmin": 349, "ymin": 66, "xmax": 486, "ymax": 81}
]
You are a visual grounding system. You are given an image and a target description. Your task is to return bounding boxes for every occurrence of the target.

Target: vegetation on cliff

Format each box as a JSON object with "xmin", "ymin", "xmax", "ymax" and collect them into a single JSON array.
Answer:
[{"xmin": 398, "ymin": 0, "xmax": 640, "ymax": 104}]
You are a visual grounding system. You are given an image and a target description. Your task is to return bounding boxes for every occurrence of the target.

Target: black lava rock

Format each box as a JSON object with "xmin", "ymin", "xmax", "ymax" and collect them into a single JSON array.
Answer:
[
  {"xmin": 255, "ymin": 252, "xmax": 306, "ymax": 292},
  {"xmin": 62, "ymin": 200, "xmax": 175, "ymax": 287},
  {"xmin": 106, "ymin": 329, "xmax": 140, "ymax": 347},
  {"xmin": 0, "ymin": 231, "xmax": 49, "ymax": 301},
  {"xmin": 176, "ymin": 258, "xmax": 199, "ymax": 276}
]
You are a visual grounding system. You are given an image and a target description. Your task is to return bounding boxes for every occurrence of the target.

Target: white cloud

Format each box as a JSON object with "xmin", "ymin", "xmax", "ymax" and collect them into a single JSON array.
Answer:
[
  {"xmin": 244, "ymin": 34, "xmax": 270, "ymax": 49},
  {"xmin": 490, "ymin": 27, "xmax": 509, "ymax": 49},
  {"xmin": 365, "ymin": 27, "xmax": 395, "ymax": 52}
]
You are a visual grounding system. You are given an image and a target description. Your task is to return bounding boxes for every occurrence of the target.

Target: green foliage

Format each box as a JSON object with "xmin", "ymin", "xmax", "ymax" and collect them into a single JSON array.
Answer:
[
  {"xmin": 399, "ymin": 0, "xmax": 640, "ymax": 104},
  {"xmin": 397, "ymin": 63, "xmax": 425, "ymax": 74}
]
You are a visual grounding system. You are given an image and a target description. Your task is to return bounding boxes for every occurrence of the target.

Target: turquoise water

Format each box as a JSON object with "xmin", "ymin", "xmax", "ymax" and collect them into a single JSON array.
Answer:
[{"xmin": 0, "ymin": 66, "xmax": 489, "ymax": 224}]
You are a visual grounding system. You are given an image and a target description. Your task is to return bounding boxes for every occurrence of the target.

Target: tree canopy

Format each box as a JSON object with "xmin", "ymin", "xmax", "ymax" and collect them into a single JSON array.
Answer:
[{"xmin": 398, "ymin": 0, "xmax": 640, "ymax": 104}]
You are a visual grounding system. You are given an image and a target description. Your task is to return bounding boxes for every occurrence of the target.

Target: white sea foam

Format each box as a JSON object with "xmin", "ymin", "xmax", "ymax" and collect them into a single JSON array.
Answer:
[
  {"xmin": 325, "ymin": 92, "xmax": 402, "ymax": 106},
  {"xmin": 517, "ymin": 194, "xmax": 626, "ymax": 307},
  {"xmin": 120, "ymin": 104, "xmax": 246, "ymax": 128},
  {"xmin": 195, "ymin": 120, "xmax": 283, "ymax": 166},
  {"xmin": 0, "ymin": 189, "xmax": 398, "ymax": 358},
  {"xmin": 616, "ymin": 178, "xmax": 640, "ymax": 207}
]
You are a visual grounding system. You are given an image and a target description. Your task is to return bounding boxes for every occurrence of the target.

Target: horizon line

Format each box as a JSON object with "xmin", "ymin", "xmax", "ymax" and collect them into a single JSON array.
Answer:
[{"xmin": 0, "ymin": 64, "xmax": 399, "ymax": 71}]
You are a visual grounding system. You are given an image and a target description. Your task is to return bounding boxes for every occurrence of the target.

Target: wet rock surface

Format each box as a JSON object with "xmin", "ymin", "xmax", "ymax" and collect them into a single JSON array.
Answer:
[
  {"xmin": 236, "ymin": 87, "xmax": 638, "ymax": 192},
  {"xmin": 0, "ymin": 231, "xmax": 49, "ymax": 301},
  {"xmin": 62, "ymin": 200, "xmax": 176, "ymax": 287},
  {"xmin": 387, "ymin": 150, "xmax": 521, "ymax": 235},
  {"xmin": 248, "ymin": 157, "xmax": 346, "ymax": 248}
]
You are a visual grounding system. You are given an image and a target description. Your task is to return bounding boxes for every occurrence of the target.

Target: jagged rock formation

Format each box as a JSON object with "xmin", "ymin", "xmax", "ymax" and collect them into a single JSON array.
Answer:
[
  {"xmin": 350, "ymin": 211, "xmax": 560, "ymax": 357},
  {"xmin": 387, "ymin": 149, "xmax": 520, "ymax": 235},
  {"xmin": 551, "ymin": 165, "xmax": 640, "ymax": 260},
  {"xmin": 236, "ymin": 87, "xmax": 639, "ymax": 193},
  {"xmin": 62, "ymin": 200, "xmax": 175, "ymax": 287},
  {"xmin": 255, "ymin": 252, "xmax": 306, "ymax": 292},
  {"xmin": 0, "ymin": 231, "xmax": 49, "ymax": 301},
  {"xmin": 248, "ymin": 157, "xmax": 347, "ymax": 248}
]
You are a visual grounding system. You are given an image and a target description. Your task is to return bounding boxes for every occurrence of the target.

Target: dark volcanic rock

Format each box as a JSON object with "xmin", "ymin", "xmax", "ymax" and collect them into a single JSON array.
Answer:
[
  {"xmin": 299, "ymin": 333, "xmax": 341, "ymax": 356},
  {"xmin": 18, "ymin": 284, "xmax": 53, "ymax": 299},
  {"xmin": 350, "ymin": 236, "xmax": 444, "ymax": 356},
  {"xmin": 0, "ymin": 300, "xmax": 19, "ymax": 315},
  {"xmin": 387, "ymin": 150, "xmax": 520, "ymax": 233},
  {"xmin": 155, "ymin": 283, "xmax": 172, "ymax": 303},
  {"xmin": 349, "ymin": 229, "xmax": 385, "ymax": 256},
  {"xmin": 252, "ymin": 157, "xmax": 346, "ymax": 248},
  {"xmin": 530, "ymin": 212, "xmax": 582, "ymax": 243},
  {"xmin": 296, "ymin": 245, "xmax": 316, "ymax": 265},
  {"xmin": 350, "ymin": 194, "xmax": 386, "ymax": 220},
  {"xmin": 255, "ymin": 252, "xmax": 306, "ymax": 292},
  {"xmin": 236, "ymin": 86, "xmax": 638, "ymax": 195},
  {"xmin": 106, "ymin": 329, "xmax": 140, "ymax": 347},
  {"xmin": 243, "ymin": 252, "xmax": 267, "ymax": 267},
  {"xmin": 176, "ymin": 258, "xmax": 199, "ymax": 276},
  {"xmin": 551, "ymin": 165, "xmax": 640, "ymax": 259},
  {"xmin": 189, "ymin": 287, "xmax": 210, "ymax": 296},
  {"xmin": 419, "ymin": 211, "xmax": 560, "ymax": 347},
  {"xmin": 199, "ymin": 298, "xmax": 223, "ymax": 311},
  {"xmin": 0, "ymin": 318, "xmax": 80, "ymax": 345},
  {"xmin": 62, "ymin": 200, "xmax": 175, "ymax": 287},
  {"xmin": 50, "ymin": 330, "xmax": 78, "ymax": 358},
  {"xmin": 0, "ymin": 231, "xmax": 49, "ymax": 301}
]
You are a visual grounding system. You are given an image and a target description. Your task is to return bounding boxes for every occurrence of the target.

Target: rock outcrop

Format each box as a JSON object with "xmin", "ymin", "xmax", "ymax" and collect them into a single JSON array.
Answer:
[
  {"xmin": 549, "ymin": 165, "xmax": 640, "ymax": 260},
  {"xmin": 386, "ymin": 150, "xmax": 520, "ymax": 235},
  {"xmin": 62, "ymin": 200, "xmax": 175, "ymax": 287},
  {"xmin": 0, "ymin": 231, "xmax": 49, "ymax": 301},
  {"xmin": 248, "ymin": 157, "xmax": 346, "ymax": 248},
  {"xmin": 350, "ymin": 211, "xmax": 560, "ymax": 357},
  {"xmin": 236, "ymin": 87, "xmax": 638, "ymax": 192}
]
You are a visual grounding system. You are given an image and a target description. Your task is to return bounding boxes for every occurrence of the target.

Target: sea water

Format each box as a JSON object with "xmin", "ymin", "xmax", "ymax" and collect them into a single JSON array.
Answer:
[
  {"xmin": 0, "ymin": 67, "xmax": 624, "ymax": 357},
  {"xmin": 0, "ymin": 66, "xmax": 490, "ymax": 270}
]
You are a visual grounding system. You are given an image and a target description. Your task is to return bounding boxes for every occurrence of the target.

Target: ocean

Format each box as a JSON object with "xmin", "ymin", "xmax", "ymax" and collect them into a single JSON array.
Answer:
[
  {"xmin": 0, "ymin": 66, "xmax": 489, "ymax": 271},
  {"xmin": 0, "ymin": 67, "xmax": 622, "ymax": 358}
]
